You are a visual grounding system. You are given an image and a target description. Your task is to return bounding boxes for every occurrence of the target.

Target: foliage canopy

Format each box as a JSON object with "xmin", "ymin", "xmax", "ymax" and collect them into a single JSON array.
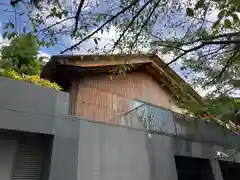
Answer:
[
  {"xmin": 1, "ymin": 35, "xmax": 40, "ymax": 75},
  {"xmin": 3, "ymin": 0, "xmax": 240, "ymax": 125},
  {"xmin": 0, "ymin": 34, "xmax": 61, "ymax": 90}
]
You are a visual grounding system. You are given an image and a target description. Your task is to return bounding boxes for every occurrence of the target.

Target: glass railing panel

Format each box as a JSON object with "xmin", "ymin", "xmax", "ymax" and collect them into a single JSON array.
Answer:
[
  {"xmin": 144, "ymin": 104, "xmax": 176, "ymax": 135},
  {"xmin": 121, "ymin": 103, "xmax": 176, "ymax": 135}
]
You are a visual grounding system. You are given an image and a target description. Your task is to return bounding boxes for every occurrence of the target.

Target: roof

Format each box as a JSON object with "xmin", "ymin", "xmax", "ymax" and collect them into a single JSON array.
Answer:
[{"xmin": 41, "ymin": 53, "xmax": 202, "ymax": 103}]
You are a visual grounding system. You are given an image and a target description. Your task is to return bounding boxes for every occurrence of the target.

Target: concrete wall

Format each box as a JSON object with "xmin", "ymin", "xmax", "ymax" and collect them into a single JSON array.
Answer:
[
  {"xmin": 0, "ymin": 77, "xmax": 69, "ymax": 134},
  {"xmin": 74, "ymin": 120, "xmax": 240, "ymax": 180},
  {"xmin": 0, "ymin": 77, "xmax": 240, "ymax": 180},
  {"xmin": 0, "ymin": 77, "xmax": 69, "ymax": 118},
  {"xmin": 0, "ymin": 140, "xmax": 18, "ymax": 180},
  {"xmin": 49, "ymin": 116, "xmax": 80, "ymax": 180},
  {"xmin": 1, "ymin": 111, "xmax": 240, "ymax": 180},
  {"xmin": 77, "ymin": 120, "xmax": 150, "ymax": 180}
]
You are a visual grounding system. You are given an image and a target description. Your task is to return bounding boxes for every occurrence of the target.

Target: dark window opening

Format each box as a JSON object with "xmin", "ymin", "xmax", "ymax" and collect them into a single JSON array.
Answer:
[
  {"xmin": 0, "ymin": 129, "xmax": 53, "ymax": 180},
  {"xmin": 174, "ymin": 156, "xmax": 215, "ymax": 180},
  {"xmin": 219, "ymin": 160, "xmax": 240, "ymax": 180}
]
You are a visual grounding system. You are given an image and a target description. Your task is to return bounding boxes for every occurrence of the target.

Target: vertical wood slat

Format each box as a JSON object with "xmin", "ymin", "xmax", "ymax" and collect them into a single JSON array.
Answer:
[
  {"xmin": 72, "ymin": 72, "xmax": 182, "ymax": 123},
  {"xmin": 70, "ymin": 80, "xmax": 79, "ymax": 116}
]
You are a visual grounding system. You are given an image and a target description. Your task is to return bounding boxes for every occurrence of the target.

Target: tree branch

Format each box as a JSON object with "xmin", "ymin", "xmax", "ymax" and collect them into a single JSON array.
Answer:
[
  {"xmin": 208, "ymin": 32, "xmax": 240, "ymax": 40},
  {"xmin": 61, "ymin": 0, "xmax": 141, "ymax": 54},
  {"xmin": 198, "ymin": 45, "xmax": 227, "ymax": 60},
  {"xmin": 166, "ymin": 40, "xmax": 240, "ymax": 66},
  {"xmin": 183, "ymin": 32, "xmax": 240, "ymax": 45},
  {"xmin": 40, "ymin": 17, "xmax": 75, "ymax": 32},
  {"xmin": 203, "ymin": 40, "xmax": 240, "ymax": 45},
  {"xmin": 130, "ymin": 0, "xmax": 161, "ymax": 50},
  {"xmin": 111, "ymin": 0, "xmax": 153, "ymax": 52},
  {"xmin": 201, "ymin": 48, "xmax": 236, "ymax": 62},
  {"xmin": 72, "ymin": 0, "xmax": 85, "ymax": 36},
  {"xmin": 153, "ymin": 31, "xmax": 240, "ymax": 47},
  {"xmin": 214, "ymin": 48, "xmax": 239, "ymax": 80},
  {"xmin": 153, "ymin": 43, "xmax": 186, "ymax": 51},
  {"xmin": 166, "ymin": 43, "xmax": 206, "ymax": 66}
]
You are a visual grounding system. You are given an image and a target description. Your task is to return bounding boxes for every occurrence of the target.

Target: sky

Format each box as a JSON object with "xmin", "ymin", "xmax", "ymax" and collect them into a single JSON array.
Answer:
[
  {"xmin": 0, "ymin": 0, "xmax": 225, "ymax": 96},
  {"xmin": 0, "ymin": 0, "xmax": 114, "ymax": 56},
  {"xmin": 0, "ymin": 0, "xmax": 190, "ymax": 56}
]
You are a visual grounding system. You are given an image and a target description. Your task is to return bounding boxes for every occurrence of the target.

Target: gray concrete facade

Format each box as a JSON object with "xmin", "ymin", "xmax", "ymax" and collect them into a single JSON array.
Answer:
[
  {"xmin": 0, "ymin": 140, "xmax": 18, "ymax": 180},
  {"xmin": 0, "ymin": 77, "xmax": 240, "ymax": 180}
]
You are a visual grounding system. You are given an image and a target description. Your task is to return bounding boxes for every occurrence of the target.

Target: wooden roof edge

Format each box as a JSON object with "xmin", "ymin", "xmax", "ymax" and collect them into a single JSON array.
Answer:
[
  {"xmin": 149, "ymin": 55, "xmax": 203, "ymax": 103},
  {"xmin": 41, "ymin": 53, "xmax": 203, "ymax": 103},
  {"xmin": 50, "ymin": 53, "xmax": 154, "ymax": 61},
  {"xmin": 41, "ymin": 53, "xmax": 154, "ymax": 78}
]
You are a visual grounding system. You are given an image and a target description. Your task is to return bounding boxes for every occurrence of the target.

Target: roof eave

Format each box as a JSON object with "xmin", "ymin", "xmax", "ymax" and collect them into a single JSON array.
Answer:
[{"xmin": 41, "ymin": 53, "xmax": 202, "ymax": 103}]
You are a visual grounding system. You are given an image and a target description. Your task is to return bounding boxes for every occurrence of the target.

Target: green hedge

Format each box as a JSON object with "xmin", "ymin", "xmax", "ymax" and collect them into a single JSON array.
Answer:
[{"xmin": 0, "ymin": 69, "xmax": 62, "ymax": 91}]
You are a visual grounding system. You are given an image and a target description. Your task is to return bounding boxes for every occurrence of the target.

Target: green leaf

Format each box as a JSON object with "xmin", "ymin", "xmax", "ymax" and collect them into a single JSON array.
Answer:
[
  {"xmin": 51, "ymin": 7, "xmax": 57, "ymax": 16},
  {"xmin": 212, "ymin": 20, "xmax": 220, "ymax": 29},
  {"xmin": 93, "ymin": 38, "xmax": 98, "ymax": 45},
  {"xmin": 219, "ymin": 0, "xmax": 227, "ymax": 8},
  {"xmin": 63, "ymin": 10, "xmax": 68, "ymax": 17},
  {"xmin": 3, "ymin": 32, "xmax": 8, "ymax": 38},
  {"xmin": 40, "ymin": 40, "xmax": 45, "ymax": 46},
  {"xmin": 45, "ymin": 42, "xmax": 50, "ymax": 48},
  {"xmin": 180, "ymin": 66, "xmax": 187, "ymax": 71},
  {"xmin": 195, "ymin": 0, "xmax": 205, "ymax": 9},
  {"xmin": 33, "ymin": 24, "xmax": 38, "ymax": 33},
  {"xmin": 23, "ymin": 27, "xmax": 26, "ymax": 33},
  {"xmin": 9, "ymin": 22, "xmax": 15, "ymax": 29},
  {"xmin": 224, "ymin": 19, "xmax": 232, "ymax": 28},
  {"xmin": 186, "ymin": 8, "xmax": 194, "ymax": 17},
  {"xmin": 6, "ymin": 32, "xmax": 16, "ymax": 40},
  {"xmin": 217, "ymin": 10, "xmax": 225, "ymax": 19},
  {"xmin": 56, "ymin": 12, "xmax": 62, "ymax": 19},
  {"xmin": 3, "ymin": 24, "xmax": 8, "ymax": 29},
  {"xmin": 231, "ymin": 13, "xmax": 239, "ymax": 24}
]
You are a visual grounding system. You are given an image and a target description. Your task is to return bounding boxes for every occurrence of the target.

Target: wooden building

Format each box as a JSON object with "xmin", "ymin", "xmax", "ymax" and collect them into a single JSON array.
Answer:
[{"xmin": 41, "ymin": 54, "xmax": 201, "ymax": 124}]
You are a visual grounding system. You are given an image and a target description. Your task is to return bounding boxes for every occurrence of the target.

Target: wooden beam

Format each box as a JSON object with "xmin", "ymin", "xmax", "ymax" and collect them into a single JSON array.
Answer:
[{"xmin": 57, "ymin": 56, "xmax": 152, "ymax": 67}]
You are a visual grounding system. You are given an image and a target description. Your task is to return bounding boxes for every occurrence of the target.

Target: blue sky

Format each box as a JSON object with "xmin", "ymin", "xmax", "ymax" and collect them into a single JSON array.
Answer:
[
  {"xmin": 0, "ymin": 0, "xmax": 191, "ymax": 54},
  {"xmin": 0, "ymin": 0, "xmax": 186, "ymax": 55},
  {"xmin": 0, "ymin": 2, "xmax": 52, "ymax": 55},
  {"xmin": 0, "ymin": 0, "xmax": 87, "ymax": 56},
  {"xmin": 0, "ymin": 0, "xmax": 191, "ymax": 77},
  {"xmin": 0, "ymin": 0, "xmax": 213, "ymax": 96},
  {"xmin": 1, "ymin": 0, "xmax": 237, "ymax": 97},
  {"xmin": 0, "ymin": 0, "xmax": 126, "ymax": 57}
]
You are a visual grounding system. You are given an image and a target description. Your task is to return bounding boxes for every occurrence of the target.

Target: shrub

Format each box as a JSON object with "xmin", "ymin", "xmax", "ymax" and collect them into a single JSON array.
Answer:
[{"xmin": 0, "ymin": 69, "xmax": 62, "ymax": 91}]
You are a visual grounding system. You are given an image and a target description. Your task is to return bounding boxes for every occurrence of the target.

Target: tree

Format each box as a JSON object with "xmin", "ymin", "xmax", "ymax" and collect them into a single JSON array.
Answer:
[
  {"xmin": 0, "ymin": 34, "xmax": 62, "ymax": 90},
  {"xmin": 5, "ymin": 0, "xmax": 240, "ymax": 125},
  {"xmin": 0, "ymin": 35, "xmax": 41, "ymax": 75}
]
